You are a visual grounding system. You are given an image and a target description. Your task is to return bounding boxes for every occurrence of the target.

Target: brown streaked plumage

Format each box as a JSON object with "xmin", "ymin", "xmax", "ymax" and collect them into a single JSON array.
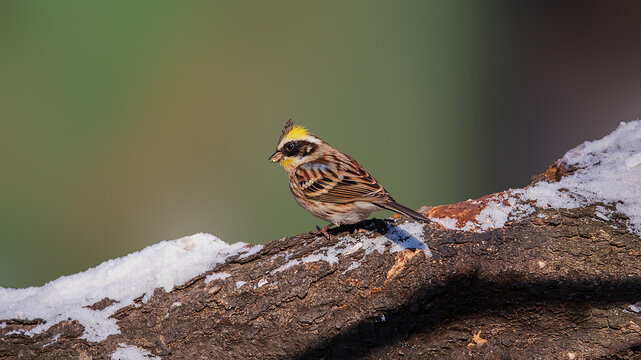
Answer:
[{"xmin": 268, "ymin": 119, "xmax": 427, "ymax": 234}]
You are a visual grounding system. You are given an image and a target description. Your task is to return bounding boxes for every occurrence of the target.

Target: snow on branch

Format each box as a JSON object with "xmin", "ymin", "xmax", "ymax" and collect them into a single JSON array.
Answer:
[
  {"xmin": 428, "ymin": 120, "xmax": 641, "ymax": 236},
  {"xmin": 0, "ymin": 234, "xmax": 263, "ymax": 341}
]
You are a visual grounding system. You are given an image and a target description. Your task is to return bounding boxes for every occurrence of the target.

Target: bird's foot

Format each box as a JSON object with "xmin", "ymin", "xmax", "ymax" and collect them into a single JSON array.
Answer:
[{"xmin": 312, "ymin": 224, "xmax": 332, "ymax": 240}]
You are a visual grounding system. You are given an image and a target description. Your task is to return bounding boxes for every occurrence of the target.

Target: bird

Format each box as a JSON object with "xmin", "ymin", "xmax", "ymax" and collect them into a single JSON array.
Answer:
[{"xmin": 268, "ymin": 119, "xmax": 428, "ymax": 238}]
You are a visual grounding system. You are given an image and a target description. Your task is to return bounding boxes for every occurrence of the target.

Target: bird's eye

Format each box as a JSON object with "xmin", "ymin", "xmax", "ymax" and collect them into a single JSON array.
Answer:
[{"xmin": 285, "ymin": 142, "xmax": 295, "ymax": 151}]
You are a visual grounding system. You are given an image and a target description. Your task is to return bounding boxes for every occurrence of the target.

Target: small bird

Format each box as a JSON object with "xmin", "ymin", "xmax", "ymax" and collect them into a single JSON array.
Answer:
[{"xmin": 268, "ymin": 119, "xmax": 428, "ymax": 237}]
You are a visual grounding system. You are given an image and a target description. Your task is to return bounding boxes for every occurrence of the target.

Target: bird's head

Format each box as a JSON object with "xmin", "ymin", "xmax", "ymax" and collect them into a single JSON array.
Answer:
[{"xmin": 268, "ymin": 119, "xmax": 322, "ymax": 171}]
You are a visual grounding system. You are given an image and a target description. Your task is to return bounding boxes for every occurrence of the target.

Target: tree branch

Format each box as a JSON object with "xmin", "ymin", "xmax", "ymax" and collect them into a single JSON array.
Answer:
[{"xmin": 2, "ymin": 122, "xmax": 641, "ymax": 359}]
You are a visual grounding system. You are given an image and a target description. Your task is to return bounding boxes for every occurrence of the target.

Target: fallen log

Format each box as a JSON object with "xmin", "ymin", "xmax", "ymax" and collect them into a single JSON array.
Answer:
[{"xmin": 2, "ymin": 121, "xmax": 641, "ymax": 359}]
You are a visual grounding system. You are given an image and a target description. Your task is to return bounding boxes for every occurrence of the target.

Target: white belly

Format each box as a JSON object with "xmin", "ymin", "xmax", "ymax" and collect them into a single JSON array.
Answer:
[
  {"xmin": 299, "ymin": 199, "xmax": 379, "ymax": 226},
  {"xmin": 327, "ymin": 208, "xmax": 373, "ymax": 225}
]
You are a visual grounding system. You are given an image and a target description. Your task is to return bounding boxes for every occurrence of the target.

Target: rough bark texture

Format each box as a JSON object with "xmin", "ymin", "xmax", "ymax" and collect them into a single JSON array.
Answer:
[{"xmin": 2, "ymin": 166, "xmax": 641, "ymax": 359}]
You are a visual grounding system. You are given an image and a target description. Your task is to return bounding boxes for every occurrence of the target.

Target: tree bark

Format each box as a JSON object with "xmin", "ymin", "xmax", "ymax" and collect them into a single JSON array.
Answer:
[{"xmin": 2, "ymin": 167, "xmax": 641, "ymax": 359}]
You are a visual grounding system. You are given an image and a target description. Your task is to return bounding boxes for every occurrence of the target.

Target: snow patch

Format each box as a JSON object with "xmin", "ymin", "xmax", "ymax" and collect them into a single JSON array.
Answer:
[
  {"xmin": 625, "ymin": 152, "xmax": 641, "ymax": 169},
  {"xmin": 270, "ymin": 259, "xmax": 301, "ymax": 274},
  {"xmin": 235, "ymin": 281, "xmax": 247, "ymax": 289},
  {"xmin": 430, "ymin": 216, "xmax": 462, "ymax": 231},
  {"xmin": 111, "ymin": 343, "xmax": 160, "ymax": 360},
  {"xmin": 430, "ymin": 193, "xmax": 533, "ymax": 232},
  {"xmin": 343, "ymin": 242, "xmax": 363, "ymax": 255},
  {"xmin": 270, "ymin": 221, "xmax": 430, "ymax": 274},
  {"xmin": 430, "ymin": 121, "xmax": 641, "ymax": 235},
  {"xmin": 0, "ymin": 233, "xmax": 259, "ymax": 342},
  {"xmin": 237, "ymin": 244, "xmax": 263, "ymax": 259},
  {"xmin": 474, "ymin": 194, "xmax": 533, "ymax": 231},
  {"xmin": 594, "ymin": 205, "xmax": 613, "ymax": 221},
  {"xmin": 256, "ymin": 279, "xmax": 269, "ymax": 288},
  {"xmin": 205, "ymin": 272, "xmax": 231, "ymax": 283},
  {"xmin": 342, "ymin": 261, "xmax": 361, "ymax": 274},
  {"xmin": 171, "ymin": 302, "xmax": 181, "ymax": 307},
  {"xmin": 380, "ymin": 222, "xmax": 431, "ymax": 255},
  {"xmin": 522, "ymin": 121, "xmax": 641, "ymax": 235},
  {"xmin": 5, "ymin": 329, "xmax": 26, "ymax": 336},
  {"xmin": 42, "ymin": 334, "xmax": 60, "ymax": 348}
]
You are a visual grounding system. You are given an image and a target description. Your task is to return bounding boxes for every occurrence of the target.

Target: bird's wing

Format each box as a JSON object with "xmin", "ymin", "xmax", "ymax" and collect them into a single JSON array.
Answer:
[{"xmin": 293, "ymin": 154, "xmax": 392, "ymax": 204}]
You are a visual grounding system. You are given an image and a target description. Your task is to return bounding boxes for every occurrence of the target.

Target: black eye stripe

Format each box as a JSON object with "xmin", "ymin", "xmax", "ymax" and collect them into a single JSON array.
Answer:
[
  {"xmin": 281, "ymin": 141, "xmax": 297, "ymax": 156},
  {"xmin": 282, "ymin": 141, "xmax": 317, "ymax": 156}
]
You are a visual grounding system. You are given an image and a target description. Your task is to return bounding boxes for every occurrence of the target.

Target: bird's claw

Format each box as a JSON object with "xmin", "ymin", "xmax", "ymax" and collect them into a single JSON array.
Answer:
[{"xmin": 314, "ymin": 225, "xmax": 331, "ymax": 240}]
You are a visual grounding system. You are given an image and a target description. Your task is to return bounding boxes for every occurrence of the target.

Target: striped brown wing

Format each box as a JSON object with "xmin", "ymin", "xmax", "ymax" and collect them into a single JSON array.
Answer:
[{"xmin": 293, "ymin": 154, "xmax": 392, "ymax": 204}]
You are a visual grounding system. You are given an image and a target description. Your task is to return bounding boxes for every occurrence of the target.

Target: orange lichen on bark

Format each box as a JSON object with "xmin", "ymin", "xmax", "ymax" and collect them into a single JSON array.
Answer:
[{"xmin": 424, "ymin": 192, "xmax": 511, "ymax": 229}]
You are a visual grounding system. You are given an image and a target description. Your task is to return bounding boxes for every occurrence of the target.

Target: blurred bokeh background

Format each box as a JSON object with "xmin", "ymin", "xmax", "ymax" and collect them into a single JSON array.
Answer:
[{"xmin": 1, "ymin": 1, "xmax": 640, "ymax": 288}]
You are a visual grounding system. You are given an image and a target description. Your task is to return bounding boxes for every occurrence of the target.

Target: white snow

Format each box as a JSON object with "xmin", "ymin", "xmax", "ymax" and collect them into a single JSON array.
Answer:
[
  {"xmin": 429, "ymin": 216, "xmax": 464, "ymax": 230},
  {"xmin": 343, "ymin": 242, "xmax": 363, "ymax": 255},
  {"xmin": 237, "ymin": 244, "xmax": 263, "ymax": 259},
  {"xmin": 594, "ymin": 205, "xmax": 612, "ymax": 221},
  {"xmin": 42, "ymin": 334, "xmax": 60, "ymax": 348},
  {"xmin": 270, "ymin": 259, "xmax": 301, "ymax": 275},
  {"xmin": 171, "ymin": 302, "xmax": 181, "ymax": 307},
  {"xmin": 0, "ymin": 233, "xmax": 260, "ymax": 342},
  {"xmin": 522, "ymin": 121, "xmax": 641, "ymax": 235},
  {"xmin": 430, "ymin": 192, "xmax": 534, "ymax": 232},
  {"xmin": 474, "ymin": 194, "xmax": 534, "ymax": 231},
  {"xmin": 625, "ymin": 152, "xmax": 641, "ymax": 169},
  {"xmin": 235, "ymin": 281, "xmax": 247, "ymax": 289},
  {"xmin": 270, "ymin": 221, "xmax": 430, "ymax": 275},
  {"xmin": 256, "ymin": 279, "xmax": 269, "ymax": 288},
  {"xmin": 377, "ymin": 222, "xmax": 429, "ymax": 254},
  {"xmin": 342, "ymin": 261, "xmax": 361, "ymax": 274},
  {"xmin": 5, "ymin": 329, "xmax": 26, "ymax": 336},
  {"xmin": 111, "ymin": 343, "xmax": 160, "ymax": 360},
  {"xmin": 204, "ymin": 272, "xmax": 231, "ymax": 283},
  {"xmin": 430, "ymin": 121, "xmax": 641, "ymax": 235}
]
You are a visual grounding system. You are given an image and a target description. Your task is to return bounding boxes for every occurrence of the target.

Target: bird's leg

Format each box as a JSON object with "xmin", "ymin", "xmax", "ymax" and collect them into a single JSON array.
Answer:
[{"xmin": 312, "ymin": 224, "xmax": 332, "ymax": 239}]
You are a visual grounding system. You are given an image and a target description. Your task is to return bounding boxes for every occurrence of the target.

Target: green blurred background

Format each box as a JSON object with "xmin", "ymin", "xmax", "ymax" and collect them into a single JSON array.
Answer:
[{"xmin": 1, "ymin": 1, "xmax": 639, "ymax": 287}]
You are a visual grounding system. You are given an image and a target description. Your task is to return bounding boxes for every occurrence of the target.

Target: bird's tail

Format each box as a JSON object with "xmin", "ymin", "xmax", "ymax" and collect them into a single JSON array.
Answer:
[{"xmin": 377, "ymin": 201, "xmax": 428, "ymax": 222}]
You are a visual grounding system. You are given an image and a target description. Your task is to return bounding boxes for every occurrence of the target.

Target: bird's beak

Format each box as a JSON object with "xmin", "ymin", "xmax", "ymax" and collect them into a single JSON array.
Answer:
[{"xmin": 268, "ymin": 151, "xmax": 283, "ymax": 163}]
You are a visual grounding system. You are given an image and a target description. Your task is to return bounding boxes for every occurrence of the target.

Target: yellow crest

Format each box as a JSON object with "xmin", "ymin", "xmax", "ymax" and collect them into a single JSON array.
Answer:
[{"xmin": 284, "ymin": 125, "xmax": 308, "ymax": 141}]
